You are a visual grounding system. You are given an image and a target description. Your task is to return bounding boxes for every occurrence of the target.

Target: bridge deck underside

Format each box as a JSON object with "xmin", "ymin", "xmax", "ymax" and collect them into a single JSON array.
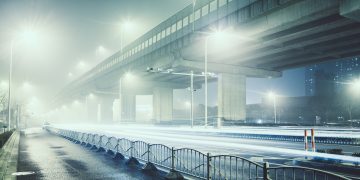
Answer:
[{"xmin": 184, "ymin": 10, "xmax": 360, "ymax": 71}]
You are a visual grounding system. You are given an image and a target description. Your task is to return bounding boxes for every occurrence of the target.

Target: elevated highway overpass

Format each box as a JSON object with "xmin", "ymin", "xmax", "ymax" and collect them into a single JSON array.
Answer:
[{"xmin": 52, "ymin": 0, "xmax": 360, "ymax": 123}]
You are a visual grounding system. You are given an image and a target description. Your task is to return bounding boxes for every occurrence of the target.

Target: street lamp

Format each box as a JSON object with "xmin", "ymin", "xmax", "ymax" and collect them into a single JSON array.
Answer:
[
  {"xmin": 118, "ymin": 72, "xmax": 134, "ymax": 122},
  {"xmin": 351, "ymin": 78, "xmax": 360, "ymax": 93},
  {"xmin": 8, "ymin": 29, "xmax": 39, "ymax": 131},
  {"xmin": 268, "ymin": 91, "xmax": 277, "ymax": 124},
  {"xmin": 202, "ymin": 30, "xmax": 227, "ymax": 128},
  {"xmin": 120, "ymin": 20, "xmax": 135, "ymax": 53}
]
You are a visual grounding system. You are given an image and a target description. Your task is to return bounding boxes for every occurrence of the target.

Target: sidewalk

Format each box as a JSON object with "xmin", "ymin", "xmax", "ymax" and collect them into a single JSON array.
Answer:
[
  {"xmin": 16, "ymin": 129, "xmax": 164, "ymax": 180},
  {"xmin": 0, "ymin": 131, "xmax": 20, "ymax": 180}
]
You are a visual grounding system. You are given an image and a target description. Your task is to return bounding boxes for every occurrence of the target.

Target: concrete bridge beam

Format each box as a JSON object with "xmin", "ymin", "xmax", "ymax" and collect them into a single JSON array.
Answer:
[
  {"xmin": 340, "ymin": 0, "xmax": 360, "ymax": 22},
  {"xmin": 173, "ymin": 58, "xmax": 281, "ymax": 78}
]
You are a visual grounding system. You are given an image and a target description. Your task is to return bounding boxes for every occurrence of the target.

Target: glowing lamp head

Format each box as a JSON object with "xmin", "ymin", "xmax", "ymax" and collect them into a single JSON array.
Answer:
[
  {"xmin": 122, "ymin": 20, "xmax": 134, "ymax": 33},
  {"xmin": 0, "ymin": 81, "xmax": 8, "ymax": 88},
  {"xmin": 353, "ymin": 79, "xmax": 360, "ymax": 89},
  {"xmin": 268, "ymin": 91, "xmax": 276, "ymax": 99},
  {"xmin": 123, "ymin": 72, "xmax": 134, "ymax": 79},
  {"xmin": 88, "ymin": 93, "xmax": 95, "ymax": 99}
]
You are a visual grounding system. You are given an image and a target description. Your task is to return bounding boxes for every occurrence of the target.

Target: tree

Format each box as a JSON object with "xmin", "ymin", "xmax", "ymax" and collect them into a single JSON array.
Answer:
[
  {"xmin": 0, "ymin": 90, "xmax": 8, "ymax": 127},
  {"xmin": 0, "ymin": 90, "xmax": 8, "ymax": 112}
]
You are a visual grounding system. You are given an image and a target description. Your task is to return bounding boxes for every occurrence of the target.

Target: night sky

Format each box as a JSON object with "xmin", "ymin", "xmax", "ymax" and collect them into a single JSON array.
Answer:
[{"xmin": 0, "ymin": 0, "xmax": 305, "ymax": 113}]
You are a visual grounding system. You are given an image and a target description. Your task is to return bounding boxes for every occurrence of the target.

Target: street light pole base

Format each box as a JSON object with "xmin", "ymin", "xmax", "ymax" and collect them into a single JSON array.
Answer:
[{"xmin": 165, "ymin": 169, "xmax": 184, "ymax": 180}]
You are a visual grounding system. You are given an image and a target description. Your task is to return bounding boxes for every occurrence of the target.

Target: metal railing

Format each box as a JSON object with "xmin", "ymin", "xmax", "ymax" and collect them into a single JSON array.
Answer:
[
  {"xmin": 45, "ymin": 126, "xmax": 352, "ymax": 180},
  {"xmin": 268, "ymin": 166, "xmax": 351, "ymax": 180}
]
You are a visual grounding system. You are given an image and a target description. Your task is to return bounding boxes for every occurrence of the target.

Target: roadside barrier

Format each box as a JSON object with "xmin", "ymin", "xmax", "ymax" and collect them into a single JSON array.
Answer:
[
  {"xmin": 304, "ymin": 129, "xmax": 316, "ymax": 152},
  {"xmin": 45, "ymin": 126, "xmax": 351, "ymax": 180},
  {"xmin": 304, "ymin": 130, "xmax": 308, "ymax": 151},
  {"xmin": 217, "ymin": 131, "xmax": 359, "ymax": 146}
]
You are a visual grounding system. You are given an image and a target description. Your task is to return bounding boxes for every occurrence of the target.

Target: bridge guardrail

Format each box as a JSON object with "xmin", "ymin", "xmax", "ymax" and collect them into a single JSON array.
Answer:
[
  {"xmin": 267, "ymin": 166, "xmax": 351, "ymax": 180},
  {"xmin": 45, "ymin": 126, "xmax": 351, "ymax": 180}
]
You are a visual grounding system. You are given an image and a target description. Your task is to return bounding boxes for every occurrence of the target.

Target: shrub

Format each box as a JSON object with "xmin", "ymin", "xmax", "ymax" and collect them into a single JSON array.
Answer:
[
  {"xmin": 326, "ymin": 148, "xmax": 343, "ymax": 155},
  {"xmin": 316, "ymin": 149, "xmax": 326, "ymax": 153},
  {"xmin": 0, "ymin": 130, "xmax": 14, "ymax": 148}
]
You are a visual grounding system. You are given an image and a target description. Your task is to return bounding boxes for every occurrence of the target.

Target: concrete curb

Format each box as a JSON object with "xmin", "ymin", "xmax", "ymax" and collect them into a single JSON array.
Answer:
[{"xmin": 0, "ymin": 131, "xmax": 20, "ymax": 180}]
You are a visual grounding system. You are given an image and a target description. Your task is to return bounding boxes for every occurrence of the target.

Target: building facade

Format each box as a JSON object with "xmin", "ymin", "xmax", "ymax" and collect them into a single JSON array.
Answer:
[{"xmin": 305, "ymin": 57, "xmax": 360, "ymax": 96}]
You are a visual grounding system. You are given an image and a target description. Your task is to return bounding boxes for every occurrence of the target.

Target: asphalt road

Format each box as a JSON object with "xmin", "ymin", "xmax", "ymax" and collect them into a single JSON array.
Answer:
[
  {"xmin": 53, "ymin": 124, "xmax": 360, "ymax": 178},
  {"xmin": 16, "ymin": 129, "xmax": 165, "ymax": 180},
  {"xmin": 56, "ymin": 124, "xmax": 360, "ymax": 162}
]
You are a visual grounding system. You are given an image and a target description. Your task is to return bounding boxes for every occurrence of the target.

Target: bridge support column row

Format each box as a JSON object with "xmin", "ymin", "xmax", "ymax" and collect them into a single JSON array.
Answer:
[
  {"xmin": 217, "ymin": 73, "xmax": 246, "ymax": 121},
  {"xmin": 153, "ymin": 87, "xmax": 173, "ymax": 122},
  {"xmin": 98, "ymin": 96, "xmax": 115, "ymax": 123},
  {"xmin": 120, "ymin": 94, "xmax": 136, "ymax": 122}
]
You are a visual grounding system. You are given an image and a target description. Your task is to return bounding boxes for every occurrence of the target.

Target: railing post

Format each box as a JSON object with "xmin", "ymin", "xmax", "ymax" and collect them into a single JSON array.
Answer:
[
  {"xmin": 207, "ymin": 153, "xmax": 211, "ymax": 180},
  {"xmin": 263, "ymin": 162, "xmax": 270, "ymax": 180},
  {"xmin": 311, "ymin": 128, "xmax": 316, "ymax": 152},
  {"xmin": 165, "ymin": 147, "xmax": 184, "ymax": 179},
  {"xmin": 304, "ymin": 129, "xmax": 308, "ymax": 151},
  {"xmin": 131, "ymin": 141, "xmax": 134, "ymax": 157},
  {"xmin": 147, "ymin": 143, "xmax": 150, "ymax": 162},
  {"xmin": 125, "ymin": 141, "xmax": 140, "ymax": 166},
  {"xmin": 171, "ymin": 147, "xmax": 175, "ymax": 170}
]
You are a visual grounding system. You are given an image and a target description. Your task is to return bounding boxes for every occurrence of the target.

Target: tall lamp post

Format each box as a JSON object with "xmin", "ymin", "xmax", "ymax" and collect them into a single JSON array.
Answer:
[
  {"xmin": 120, "ymin": 20, "xmax": 134, "ymax": 53},
  {"xmin": 184, "ymin": 30, "xmax": 228, "ymax": 127},
  {"xmin": 7, "ymin": 40, "xmax": 14, "ymax": 131},
  {"xmin": 8, "ymin": 29, "xmax": 39, "ymax": 131},
  {"xmin": 202, "ymin": 31, "xmax": 225, "ymax": 127},
  {"xmin": 190, "ymin": 71, "xmax": 194, "ymax": 127},
  {"xmin": 204, "ymin": 37, "xmax": 209, "ymax": 128},
  {"xmin": 268, "ymin": 91, "xmax": 277, "ymax": 124},
  {"xmin": 350, "ymin": 78, "xmax": 360, "ymax": 126}
]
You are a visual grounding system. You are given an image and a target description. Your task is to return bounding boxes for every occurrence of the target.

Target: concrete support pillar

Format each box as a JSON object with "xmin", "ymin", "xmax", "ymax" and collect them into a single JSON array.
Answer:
[
  {"xmin": 153, "ymin": 87, "xmax": 173, "ymax": 122},
  {"xmin": 87, "ymin": 98, "xmax": 99, "ymax": 123},
  {"xmin": 97, "ymin": 104, "xmax": 101, "ymax": 123},
  {"xmin": 113, "ymin": 99, "xmax": 121, "ymax": 122},
  {"xmin": 121, "ymin": 94, "xmax": 136, "ymax": 122},
  {"xmin": 99, "ymin": 96, "xmax": 115, "ymax": 123},
  {"xmin": 217, "ymin": 73, "xmax": 246, "ymax": 121}
]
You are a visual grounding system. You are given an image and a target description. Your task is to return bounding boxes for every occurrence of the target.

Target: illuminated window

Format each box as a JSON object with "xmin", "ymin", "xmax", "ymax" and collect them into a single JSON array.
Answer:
[
  {"xmin": 202, "ymin": 4, "xmax": 209, "ymax": 16},
  {"xmin": 162, "ymin": 30, "xmax": 166, "ymax": 38},
  {"xmin": 149, "ymin": 38, "xmax": 153, "ymax": 45},
  {"xmin": 210, "ymin": 0, "xmax": 217, "ymax": 12},
  {"xmin": 166, "ymin": 27, "xmax": 171, "ymax": 36},
  {"xmin": 195, "ymin": 9, "xmax": 201, "ymax": 20},
  {"xmin": 177, "ymin": 20, "xmax": 182, "ymax": 30},
  {"xmin": 153, "ymin": 35, "xmax": 156, "ymax": 43},
  {"xmin": 183, "ymin": 16, "xmax": 189, "ymax": 27},
  {"xmin": 219, "ymin": 0, "xmax": 226, "ymax": 7},
  {"xmin": 189, "ymin": 14, "xmax": 194, "ymax": 23},
  {"xmin": 171, "ymin": 23, "xmax": 176, "ymax": 33},
  {"xmin": 157, "ymin": 32, "xmax": 161, "ymax": 41}
]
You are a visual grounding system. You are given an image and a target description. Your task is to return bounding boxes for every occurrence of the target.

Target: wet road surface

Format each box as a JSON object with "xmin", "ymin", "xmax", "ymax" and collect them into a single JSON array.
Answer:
[{"xmin": 17, "ymin": 129, "xmax": 164, "ymax": 180}]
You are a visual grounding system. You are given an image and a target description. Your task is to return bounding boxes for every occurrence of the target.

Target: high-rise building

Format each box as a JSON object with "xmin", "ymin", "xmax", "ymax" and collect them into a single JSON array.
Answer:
[{"xmin": 305, "ymin": 57, "xmax": 360, "ymax": 96}]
